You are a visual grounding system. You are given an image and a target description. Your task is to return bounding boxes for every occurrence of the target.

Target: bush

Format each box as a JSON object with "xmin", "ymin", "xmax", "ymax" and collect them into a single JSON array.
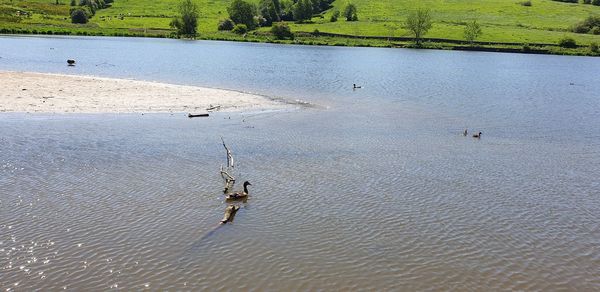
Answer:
[
  {"xmin": 572, "ymin": 22, "xmax": 591, "ymax": 33},
  {"xmin": 218, "ymin": 19, "xmax": 234, "ymax": 30},
  {"xmin": 522, "ymin": 43, "xmax": 531, "ymax": 52},
  {"xmin": 70, "ymin": 9, "xmax": 88, "ymax": 23},
  {"xmin": 572, "ymin": 16, "xmax": 600, "ymax": 34},
  {"xmin": 592, "ymin": 26, "xmax": 600, "ymax": 35},
  {"xmin": 464, "ymin": 19, "xmax": 482, "ymax": 44},
  {"xmin": 70, "ymin": 0, "xmax": 76, "ymax": 6},
  {"xmin": 590, "ymin": 42, "xmax": 599, "ymax": 53},
  {"xmin": 330, "ymin": 10, "xmax": 339, "ymax": 22},
  {"xmin": 593, "ymin": 0, "xmax": 600, "ymax": 5},
  {"xmin": 520, "ymin": 0, "xmax": 532, "ymax": 6},
  {"xmin": 271, "ymin": 22, "xmax": 293, "ymax": 39},
  {"xmin": 558, "ymin": 37, "xmax": 577, "ymax": 48},
  {"xmin": 343, "ymin": 3, "xmax": 358, "ymax": 21},
  {"xmin": 232, "ymin": 23, "xmax": 248, "ymax": 34}
]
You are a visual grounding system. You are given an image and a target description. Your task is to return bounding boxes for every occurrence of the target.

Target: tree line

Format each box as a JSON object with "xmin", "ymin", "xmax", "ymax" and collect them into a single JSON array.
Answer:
[{"xmin": 70, "ymin": 0, "xmax": 114, "ymax": 24}]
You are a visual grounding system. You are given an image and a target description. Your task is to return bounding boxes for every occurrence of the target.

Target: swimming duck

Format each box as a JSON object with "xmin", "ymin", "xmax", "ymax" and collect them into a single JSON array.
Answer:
[
  {"xmin": 353, "ymin": 84, "xmax": 362, "ymax": 89},
  {"xmin": 472, "ymin": 131, "xmax": 482, "ymax": 138},
  {"xmin": 225, "ymin": 181, "xmax": 251, "ymax": 200}
]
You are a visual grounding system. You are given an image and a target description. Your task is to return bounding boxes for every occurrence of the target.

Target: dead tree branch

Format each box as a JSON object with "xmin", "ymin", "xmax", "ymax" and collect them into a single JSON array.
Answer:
[{"xmin": 220, "ymin": 137, "xmax": 236, "ymax": 193}]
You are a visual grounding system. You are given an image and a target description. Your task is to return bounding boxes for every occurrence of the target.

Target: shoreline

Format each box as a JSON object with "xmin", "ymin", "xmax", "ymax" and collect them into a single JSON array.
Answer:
[
  {"xmin": 1, "ymin": 32, "xmax": 598, "ymax": 58},
  {"xmin": 0, "ymin": 71, "xmax": 292, "ymax": 114}
]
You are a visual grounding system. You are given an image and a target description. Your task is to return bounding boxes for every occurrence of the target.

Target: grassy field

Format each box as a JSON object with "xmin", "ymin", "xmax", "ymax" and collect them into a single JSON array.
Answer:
[{"xmin": 1, "ymin": 0, "xmax": 600, "ymax": 55}]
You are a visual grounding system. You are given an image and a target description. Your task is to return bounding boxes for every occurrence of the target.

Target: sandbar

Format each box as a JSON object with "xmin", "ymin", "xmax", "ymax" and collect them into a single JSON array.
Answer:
[{"xmin": 0, "ymin": 71, "xmax": 287, "ymax": 113}]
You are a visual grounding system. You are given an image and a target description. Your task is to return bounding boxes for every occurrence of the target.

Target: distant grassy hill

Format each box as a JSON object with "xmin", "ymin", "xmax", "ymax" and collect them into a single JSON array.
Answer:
[{"xmin": 1, "ymin": 0, "xmax": 600, "ymax": 55}]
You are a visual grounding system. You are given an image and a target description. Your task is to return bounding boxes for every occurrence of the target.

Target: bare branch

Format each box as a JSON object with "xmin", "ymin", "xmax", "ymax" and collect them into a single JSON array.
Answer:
[{"xmin": 221, "ymin": 136, "xmax": 234, "ymax": 169}]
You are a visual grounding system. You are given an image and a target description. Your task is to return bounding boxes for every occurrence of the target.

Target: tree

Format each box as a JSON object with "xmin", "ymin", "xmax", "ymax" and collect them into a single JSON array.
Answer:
[
  {"xmin": 405, "ymin": 8, "xmax": 432, "ymax": 46},
  {"xmin": 292, "ymin": 0, "xmax": 313, "ymax": 22},
  {"xmin": 464, "ymin": 20, "xmax": 482, "ymax": 45},
  {"xmin": 343, "ymin": 3, "xmax": 357, "ymax": 21},
  {"xmin": 259, "ymin": 0, "xmax": 281, "ymax": 26},
  {"xmin": 228, "ymin": 0, "xmax": 258, "ymax": 29},
  {"xmin": 70, "ymin": 8, "xmax": 88, "ymax": 23},
  {"xmin": 171, "ymin": 0, "xmax": 199, "ymax": 37}
]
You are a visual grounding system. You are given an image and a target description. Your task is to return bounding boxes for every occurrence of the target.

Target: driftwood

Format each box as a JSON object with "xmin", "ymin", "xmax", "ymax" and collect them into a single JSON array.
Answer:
[
  {"xmin": 220, "ymin": 205, "xmax": 239, "ymax": 224},
  {"xmin": 220, "ymin": 137, "xmax": 236, "ymax": 193},
  {"xmin": 206, "ymin": 105, "xmax": 221, "ymax": 112},
  {"xmin": 188, "ymin": 113, "xmax": 209, "ymax": 118}
]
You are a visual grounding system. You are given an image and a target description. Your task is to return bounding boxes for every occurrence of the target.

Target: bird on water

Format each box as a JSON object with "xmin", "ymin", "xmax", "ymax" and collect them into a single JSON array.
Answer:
[{"xmin": 226, "ymin": 181, "xmax": 252, "ymax": 200}]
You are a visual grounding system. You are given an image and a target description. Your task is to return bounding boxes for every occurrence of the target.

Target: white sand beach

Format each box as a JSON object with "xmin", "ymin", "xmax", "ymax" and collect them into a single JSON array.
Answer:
[{"xmin": 0, "ymin": 71, "xmax": 286, "ymax": 113}]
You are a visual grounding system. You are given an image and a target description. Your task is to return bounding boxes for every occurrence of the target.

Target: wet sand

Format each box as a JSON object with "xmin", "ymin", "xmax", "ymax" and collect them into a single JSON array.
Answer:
[{"xmin": 0, "ymin": 71, "xmax": 287, "ymax": 113}]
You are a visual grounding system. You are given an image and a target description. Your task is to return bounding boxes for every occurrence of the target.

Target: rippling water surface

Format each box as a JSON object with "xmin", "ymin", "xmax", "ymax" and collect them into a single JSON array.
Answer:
[{"xmin": 1, "ymin": 36, "xmax": 600, "ymax": 290}]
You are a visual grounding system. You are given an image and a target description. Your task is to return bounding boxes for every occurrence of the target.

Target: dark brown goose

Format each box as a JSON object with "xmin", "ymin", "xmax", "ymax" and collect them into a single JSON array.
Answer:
[{"xmin": 225, "ymin": 181, "xmax": 251, "ymax": 201}]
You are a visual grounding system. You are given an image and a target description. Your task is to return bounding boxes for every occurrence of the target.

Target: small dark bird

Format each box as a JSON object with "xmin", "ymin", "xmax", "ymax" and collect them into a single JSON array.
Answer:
[
  {"xmin": 225, "ymin": 181, "xmax": 251, "ymax": 201},
  {"xmin": 472, "ymin": 131, "xmax": 482, "ymax": 138},
  {"xmin": 463, "ymin": 129, "xmax": 468, "ymax": 136},
  {"xmin": 67, "ymin": 59, "xmax": 75, "ymax": 66},
  {"xmin": 353, "ymin": 84, "xmax": 362, "ymax": 89}
]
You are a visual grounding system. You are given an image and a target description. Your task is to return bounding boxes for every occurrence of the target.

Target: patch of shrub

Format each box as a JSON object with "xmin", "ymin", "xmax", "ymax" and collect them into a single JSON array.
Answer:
[
  {"xmin": 520, "ymin": 0, "xmax": 532, "ymax": 6},
  {"xmin": 70, "ymin": 9, "xmax": 88, "ymax": 23},
  {"xmin": 571, "ymin": 15, "xmax": 600, "ymax": 34},
  {"xmin": 522, "ymin": 43, "xmax": 531, "ymax": 52},
  {"xmin": 558, "ymin": 37, "xmax": 577, "ymax": 48},
  {"xmin": 343, "ymin": 3, "xmax": 358, "ymax": 21},
  {"xmin": 590, "ymin": 42, "xmax": 599, "ymax": 53},
  {"xmin": 592, "ymin": 26, "xmax": 600, "ymax": 35},
  {"xmin": 593, "ymin": 0, "xmax": 600, "ymax": 5},
  {"xmin": 232, "ymin": 23, "xmax": 248, "ymax": 34},
  {"xmin": 218, "ymin": 18, "xmax": 234, "ymax": 30},
  {"xmin": 271, "ymin": 22, "xmax": 293, "ymax": 39},
  {"xmin": 330, "ymin": 10, "xmax": 339, "ymax": 22}
]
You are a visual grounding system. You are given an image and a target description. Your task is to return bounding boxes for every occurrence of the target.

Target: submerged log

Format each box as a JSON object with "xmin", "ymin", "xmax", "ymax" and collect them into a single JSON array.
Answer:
[
  {"xmin": 220, "ymin": 205, "xmax": 239, "ymax": 224},
  {"xmin": 188, "ymin": 113, "xmax": 209, "ymax": 118}
]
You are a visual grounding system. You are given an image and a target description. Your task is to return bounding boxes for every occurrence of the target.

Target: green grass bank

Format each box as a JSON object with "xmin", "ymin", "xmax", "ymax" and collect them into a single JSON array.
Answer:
[{"xmin": 1, "ymin": 0, "xmax": 600, "ymax": 56}]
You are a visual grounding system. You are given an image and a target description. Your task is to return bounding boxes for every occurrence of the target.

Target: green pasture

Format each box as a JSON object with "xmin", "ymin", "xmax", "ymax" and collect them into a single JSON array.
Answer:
[{"xmin": 1, "ymin": 0, "xmax": 599, "ymax": 54}]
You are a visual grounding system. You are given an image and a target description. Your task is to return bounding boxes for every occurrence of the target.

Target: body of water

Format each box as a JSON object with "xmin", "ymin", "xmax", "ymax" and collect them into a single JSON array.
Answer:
[{"xmin": 1, "ymin": 35, "xmax": 600, "ymax": 290}]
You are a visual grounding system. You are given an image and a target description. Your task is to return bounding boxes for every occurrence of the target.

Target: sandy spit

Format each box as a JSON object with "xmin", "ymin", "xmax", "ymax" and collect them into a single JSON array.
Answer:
[{"xmin": 0, "ymin": 71, "xmax": 288, "ymax": 113}]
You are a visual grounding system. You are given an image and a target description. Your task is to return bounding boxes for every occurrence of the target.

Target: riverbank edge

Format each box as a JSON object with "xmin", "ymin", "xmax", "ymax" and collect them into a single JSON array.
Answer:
[
  {"xmin": 1, "ymin": 29, "xmax": 599, "ymax": 57},
  {"xmin": 0, "ymin": 71, "xmax": 300, "ymax": 114}
]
